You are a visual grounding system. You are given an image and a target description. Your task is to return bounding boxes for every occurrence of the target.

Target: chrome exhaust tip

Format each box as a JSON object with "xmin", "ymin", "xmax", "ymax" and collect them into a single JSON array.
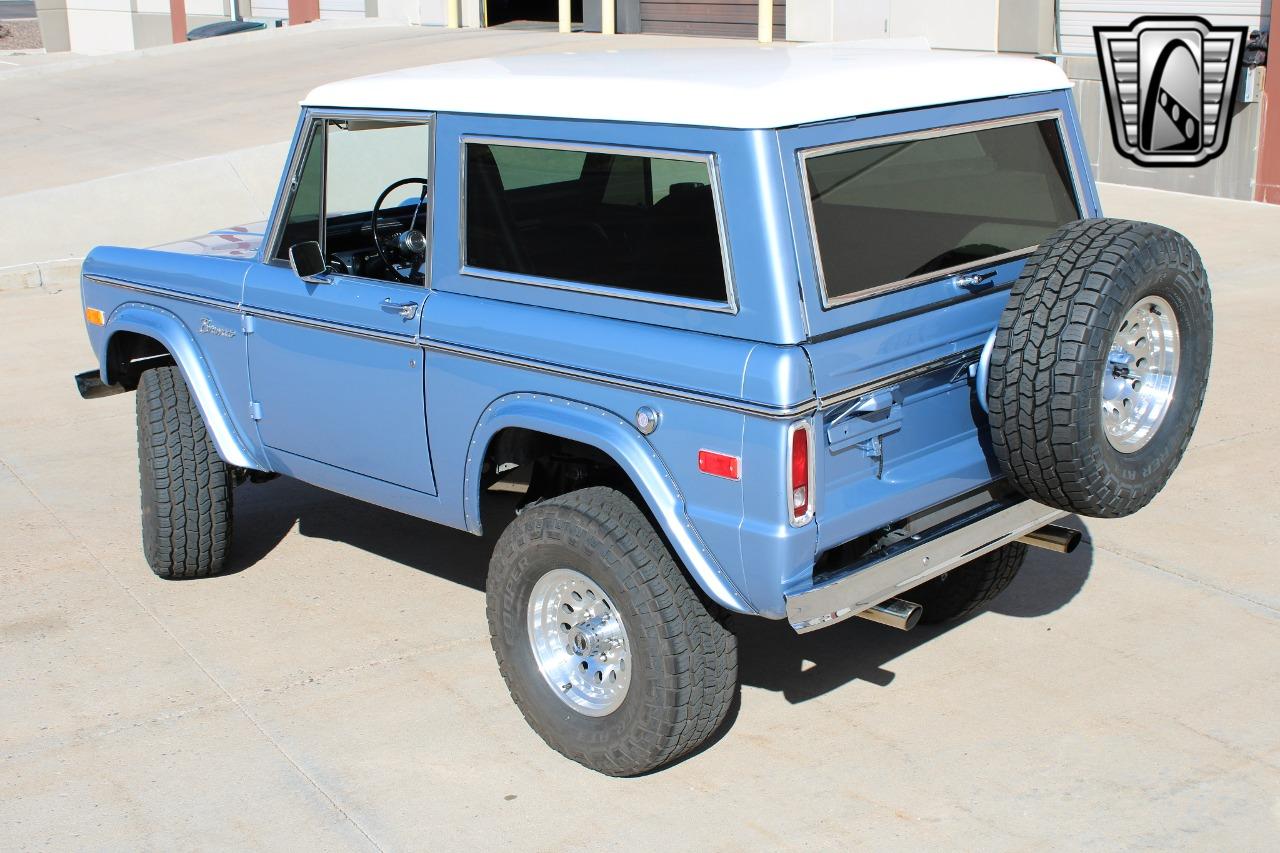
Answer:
[
  {"xmin": 1018, "ymin": 524, "xmax": 1082, "ymax": 554},
  {"xmin": 855, "ymin": 598, "xmax": 922, "ymax": 631}
]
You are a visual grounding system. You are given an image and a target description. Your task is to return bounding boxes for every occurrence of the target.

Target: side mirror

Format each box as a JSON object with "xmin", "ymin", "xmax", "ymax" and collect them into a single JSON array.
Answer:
[{"xmin": 288, "ymin": 241, "xmax": 330, "ymax": 284}]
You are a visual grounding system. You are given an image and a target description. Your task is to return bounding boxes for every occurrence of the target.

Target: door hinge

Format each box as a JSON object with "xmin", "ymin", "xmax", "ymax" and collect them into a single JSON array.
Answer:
[
  {"xmin": 249, "ymin": 401, "xmax": 263, "ymax": 421},
  {"xmin": 242, "ymin": 314, "xmax": 255, "ymax": 334}
]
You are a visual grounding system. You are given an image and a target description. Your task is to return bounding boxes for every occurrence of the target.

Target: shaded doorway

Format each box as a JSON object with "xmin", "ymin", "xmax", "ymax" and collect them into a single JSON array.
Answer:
[{"xmin": 486, "ymin": 0, "xmax": 582, "ymax": 26}]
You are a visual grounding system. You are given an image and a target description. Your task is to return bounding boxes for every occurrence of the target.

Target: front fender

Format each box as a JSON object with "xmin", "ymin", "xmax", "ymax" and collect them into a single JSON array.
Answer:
[
  {"xmin": 101, "ymin": 303, "xmax": 267, "ymax": 471},
  {"xmin": 464, "ymin": 392, "xmax": 755, "ymax": 615}
]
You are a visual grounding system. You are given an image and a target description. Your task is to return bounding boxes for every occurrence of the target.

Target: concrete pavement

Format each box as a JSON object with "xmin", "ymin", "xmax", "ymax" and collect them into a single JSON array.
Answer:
[
  {"xmin": 2, "ymin": 20, "xmax": 1279, "ymax": 849},
  {"xmin": 1, "ymin": 183, "xmax": 1278, "ymax": 849}
]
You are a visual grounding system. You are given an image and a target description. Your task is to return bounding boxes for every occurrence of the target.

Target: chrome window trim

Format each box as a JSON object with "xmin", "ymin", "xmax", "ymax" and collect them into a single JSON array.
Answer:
[
  {"xmin": 458, "ymin": 134, "xmax": 738, "ymax": 315},
  {"xmin": 261, "ymin": 108, "xmax": 436, "ymax": 287},
  {"xmin": 798, "ymin": 110, "xmax": 1087, "ymax": 310}
]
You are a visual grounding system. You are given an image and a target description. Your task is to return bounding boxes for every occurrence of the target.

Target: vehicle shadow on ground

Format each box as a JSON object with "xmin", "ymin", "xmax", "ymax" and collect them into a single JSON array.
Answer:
[
  {"xmin": 225, "ymin": 476, "xmax": 502, "ymax": 591},
  {"xmin": 228, "ymin": 477, "xmax": 1093, "ymax": 707},
  {"xmin": 736, "ymin": 523, "xmax": 1094, "ymax": 704}
]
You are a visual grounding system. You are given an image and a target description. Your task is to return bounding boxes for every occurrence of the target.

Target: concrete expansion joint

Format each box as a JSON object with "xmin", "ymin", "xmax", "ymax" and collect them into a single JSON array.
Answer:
[
  {"xmin": 0, "ymin": 258, "xmax": 82, "ymax": 294},
  {"xmin": 1094, "ymin": 540, "xmax": 1280, "ymax": 619}
]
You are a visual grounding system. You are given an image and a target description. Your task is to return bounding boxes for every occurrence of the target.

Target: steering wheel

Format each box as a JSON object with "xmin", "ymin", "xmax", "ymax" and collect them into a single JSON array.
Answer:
[{"xmin": 371, "ymin": 177, "xmax": 430, "ymax": 284}]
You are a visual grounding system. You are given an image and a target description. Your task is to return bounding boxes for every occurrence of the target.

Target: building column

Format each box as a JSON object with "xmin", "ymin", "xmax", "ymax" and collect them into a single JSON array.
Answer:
[
  {"xmin": 1256, "ymin": 1, "xmax": 1280, "ymax": 203},
  {"xmin": 169, "ymin": 0, "xmax": 187, "ymax": 42},
  {"xmin": 289, "ymin": 0, "xmax": 320, "ymax": 24}
]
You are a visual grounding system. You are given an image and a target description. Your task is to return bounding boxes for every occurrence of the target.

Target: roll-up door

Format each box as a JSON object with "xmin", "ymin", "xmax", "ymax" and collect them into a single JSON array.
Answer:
[{"xmin": 640, "ymin": 0, "xmax": 783, "ymax": 40}]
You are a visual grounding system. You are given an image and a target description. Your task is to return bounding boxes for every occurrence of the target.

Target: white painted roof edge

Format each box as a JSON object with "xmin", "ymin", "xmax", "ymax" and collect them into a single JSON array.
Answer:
[{"xmin": 303, "ymin": 41, "xmax": 1072, "ymax": 129}]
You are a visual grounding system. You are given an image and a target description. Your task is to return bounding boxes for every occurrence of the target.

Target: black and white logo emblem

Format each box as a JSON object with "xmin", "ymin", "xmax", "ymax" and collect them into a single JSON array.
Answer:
[{"xmin": 1094, "ymin": 16, "xmax": 1248, "ymax": 168}]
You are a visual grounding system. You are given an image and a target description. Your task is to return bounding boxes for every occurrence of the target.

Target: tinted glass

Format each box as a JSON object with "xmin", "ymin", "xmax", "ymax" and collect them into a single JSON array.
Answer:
[
  {"xmin": 465, "ymin": 143, "xmax": 729, "ymax": 305},
  {"xmin": 804, "ymin": 119, "xmax": 1079, "ymax": 303}
]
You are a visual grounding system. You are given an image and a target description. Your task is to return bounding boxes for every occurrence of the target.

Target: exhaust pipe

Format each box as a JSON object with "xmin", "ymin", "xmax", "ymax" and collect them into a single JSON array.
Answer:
[
  {"xmin": 856, "ymin": 598, "xmax": 922, "ymax": 631},
  {"xmin": 1018, "ymin": 524, "xmax": 1082, "ymax": 554}
]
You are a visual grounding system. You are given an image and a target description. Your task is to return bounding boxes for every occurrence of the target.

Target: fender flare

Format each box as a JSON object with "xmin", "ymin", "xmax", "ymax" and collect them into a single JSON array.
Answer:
[
  {"xmin": 464, "ymin": 392, "xmax": 755, "ymax": 615},
  {"xmin": 101, "ymin": 303, "xmax": 268, "ymax": 471}
]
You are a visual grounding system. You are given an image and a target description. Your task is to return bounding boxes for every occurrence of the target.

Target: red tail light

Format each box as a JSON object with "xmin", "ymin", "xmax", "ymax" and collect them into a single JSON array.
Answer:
[{"xmin": 788, "ymin": 422, "xmax": 814, "ymax": 526}]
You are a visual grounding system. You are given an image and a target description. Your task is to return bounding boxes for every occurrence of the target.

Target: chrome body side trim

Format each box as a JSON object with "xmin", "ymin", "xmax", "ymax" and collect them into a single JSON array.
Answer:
[
  {"xmin": 798, "ymin": 110, "xmax": 1087, "ymax": 309},
  {"xmin": 88, "ymin": 274, "xmax": 815, "ymax": 417},
  {"xmin": 422, "ymin": 338, "xmax": 815, "ymax": 418},
  {"xmin": 457, "ymin": 134, "xmax": 738, "ymax": 315},
  {"xmin": 88, "ymin": 275, "xmax": 989, "ymax": 419},
  {"xmin": 85, "ymin": 274, "xmax": 239, "ymax": 311},
  {"xmin": 816, "ymin": 346, "xmax": 984, "ymax": 410},
  {"xmin": 786, "ymin": 499, "xmax": 1068, "ymax": 633}
]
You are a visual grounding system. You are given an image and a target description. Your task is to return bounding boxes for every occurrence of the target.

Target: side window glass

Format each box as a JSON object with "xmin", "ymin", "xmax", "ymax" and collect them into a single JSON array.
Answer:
[
  {"xmin": 465, "ymin": 142, "xmax": 729, "ymax": 305},
  {"xmin": 322, "ymin": 119, "xmax": 431, "ymax": 285},
  {"xmin": 274, "ymin": 123, "xmax": 324, "ymax": 261}
]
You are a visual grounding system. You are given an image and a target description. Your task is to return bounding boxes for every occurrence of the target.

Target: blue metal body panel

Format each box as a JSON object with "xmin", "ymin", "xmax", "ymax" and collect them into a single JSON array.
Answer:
[{"xmin": 77, "ymin": 90, "xmax": 1102, "ymax": 622}]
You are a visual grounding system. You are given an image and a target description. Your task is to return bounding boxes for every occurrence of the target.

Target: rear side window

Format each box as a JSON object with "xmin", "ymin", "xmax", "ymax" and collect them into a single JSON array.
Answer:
[
  {"xmin": 464, "ymin": 141, "xmax": 730, "ymax": 306},
  {"xmin": 803, "ymin": 117, "xmax": 1080, "ymax": 305}
]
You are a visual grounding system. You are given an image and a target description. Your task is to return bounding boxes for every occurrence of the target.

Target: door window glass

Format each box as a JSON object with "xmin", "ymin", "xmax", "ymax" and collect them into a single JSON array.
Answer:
[{"xmin": 275, "ymin": 118, "xmax": 431, "ymax": 285}]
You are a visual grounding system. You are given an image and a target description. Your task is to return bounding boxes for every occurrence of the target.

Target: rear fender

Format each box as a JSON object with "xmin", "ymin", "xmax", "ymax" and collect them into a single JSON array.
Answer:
[
  {"xmin": 464, "ymin": 392, "xmax": 754, "ymax": 614},
  {"xmin": 101, "ymin": 303, "xmax": 267, "ymax": 471}
]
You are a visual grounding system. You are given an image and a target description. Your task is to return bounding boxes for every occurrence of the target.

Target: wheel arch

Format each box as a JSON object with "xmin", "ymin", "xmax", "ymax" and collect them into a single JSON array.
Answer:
[
  {"xmin": 464, "ymin": 393, "xmax": 754, "ymax": 614},
  {"xmin": 101, "ymin": 303, "xmax": 268, "ymax": 471}
]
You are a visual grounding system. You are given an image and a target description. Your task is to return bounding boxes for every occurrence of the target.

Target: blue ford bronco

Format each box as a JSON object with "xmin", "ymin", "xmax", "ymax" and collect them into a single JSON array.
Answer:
[{"xmin": 76, "ymin": 44, "xmax": 1212, "ymax": 775}]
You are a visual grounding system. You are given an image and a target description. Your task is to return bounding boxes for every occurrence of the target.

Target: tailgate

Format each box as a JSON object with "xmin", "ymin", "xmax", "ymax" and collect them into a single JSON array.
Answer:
[{"xmin": 803, "ymin": 274, "xmax": 1016, "ymax": 551}]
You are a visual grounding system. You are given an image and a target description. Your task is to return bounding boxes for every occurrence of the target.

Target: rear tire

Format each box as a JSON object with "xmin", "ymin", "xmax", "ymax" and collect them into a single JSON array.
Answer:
[
  {"xmin": 136, "ymin": 365, "xmax": 234, "ymax": 578},
  {"xmin": 486, "ymin": 486, "xmax": 737, "ymax": 776},
  {"xmin": 909, "ymin": 543, "xmax": 1027, "ymax": 625}
]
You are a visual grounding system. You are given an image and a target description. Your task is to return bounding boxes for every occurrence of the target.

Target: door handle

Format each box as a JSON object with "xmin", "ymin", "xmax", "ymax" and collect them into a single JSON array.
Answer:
[
  {"xmin": 382, "ymin": 300, "xmax": 418, "ymax": 320},
  {"xmin": 953, "ymin": 270, "xmax": 997, "ymax": 293}
]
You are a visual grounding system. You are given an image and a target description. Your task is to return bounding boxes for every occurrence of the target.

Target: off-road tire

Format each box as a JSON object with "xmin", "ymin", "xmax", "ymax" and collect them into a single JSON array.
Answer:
[
  {"xmin": 136, "ymin": 365, "xmax": 233, "ymax": 578},
  {"xmin": 987, "ymin": 218, "xmax": 1212, "ymax": 518},
  {"xmin": 486, "ymin": 486, "xmax": 737, "ymax": 776},
  {"xmin": 909, "ymin": 543, "xmax": 1028, "ymax": 625}
]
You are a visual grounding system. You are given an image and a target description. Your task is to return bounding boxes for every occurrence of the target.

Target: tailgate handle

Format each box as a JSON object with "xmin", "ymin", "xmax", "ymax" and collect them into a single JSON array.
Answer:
[
  {"xmin": 831, "ymin": 389, "xmax": 895, "ymax": 425},
  {"xmin": 827, "ymin": 388, "xmax": 902, "ymax": 452}
]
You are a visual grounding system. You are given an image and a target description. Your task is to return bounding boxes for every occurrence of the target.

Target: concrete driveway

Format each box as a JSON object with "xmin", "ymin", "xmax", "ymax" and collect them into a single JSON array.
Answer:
[{"xmin": 2, "ymin": 184, "xmax": 1277, "ymax": 850}]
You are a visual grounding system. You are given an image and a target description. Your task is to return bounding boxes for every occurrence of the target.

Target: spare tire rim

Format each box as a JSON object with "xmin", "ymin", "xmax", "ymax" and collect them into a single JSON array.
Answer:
[
  {"xmin": 527, "ymin": 568, "xmax": 631, "ymax": 716},
  {"xmin": 1102, "ymin": 295, "xmax": 1180, "ymax": 453}
]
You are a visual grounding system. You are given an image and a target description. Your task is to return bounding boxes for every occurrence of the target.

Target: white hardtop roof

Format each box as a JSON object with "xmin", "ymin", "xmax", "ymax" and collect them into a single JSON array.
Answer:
[{"xmin": 302, "ymin": 41, "xmax": 1071, "ymax": 129}]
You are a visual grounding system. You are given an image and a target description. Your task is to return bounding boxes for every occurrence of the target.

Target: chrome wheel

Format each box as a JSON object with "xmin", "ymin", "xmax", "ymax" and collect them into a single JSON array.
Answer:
[
  {"xmin": 526, "ymin": 568, "xmax": 631, "ymax": 717},
  {"xmin": 1102, "ymin": 295, "xmax": 1180, "ymax": 453}
]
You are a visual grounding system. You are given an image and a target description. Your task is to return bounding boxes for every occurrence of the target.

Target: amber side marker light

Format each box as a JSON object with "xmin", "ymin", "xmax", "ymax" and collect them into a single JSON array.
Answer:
[{"xmin": 85, "ymin": 308, "xmax": 106, "ymax": 326}]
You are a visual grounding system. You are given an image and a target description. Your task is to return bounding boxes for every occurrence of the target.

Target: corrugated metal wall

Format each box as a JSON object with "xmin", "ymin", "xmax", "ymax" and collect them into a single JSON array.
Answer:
[
  {"xmin": 640, "ymin": 0, "xmax": 784, "ymax": 39},
  {"xmin": 1058, "ymin": 0, "xmax": 1269, "ymax": 55}
]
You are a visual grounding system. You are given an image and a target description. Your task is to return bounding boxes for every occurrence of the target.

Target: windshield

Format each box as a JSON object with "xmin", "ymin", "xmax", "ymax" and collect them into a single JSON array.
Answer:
[{"xmin": 803, "ymin": 116, "xmax": 1080, "ymax": 305}]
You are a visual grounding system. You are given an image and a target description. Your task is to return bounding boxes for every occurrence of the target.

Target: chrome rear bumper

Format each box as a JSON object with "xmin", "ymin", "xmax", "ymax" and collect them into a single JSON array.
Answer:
[{"xmin": 785, "ymin": 499, "xmax": 1067, "ymax": 633}]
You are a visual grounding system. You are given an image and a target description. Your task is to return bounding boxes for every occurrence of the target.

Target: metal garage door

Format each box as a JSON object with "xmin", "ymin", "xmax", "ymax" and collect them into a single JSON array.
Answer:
[
  {"xmin": 640, "ymin": 0, "xmax": 784, "ymax": 40},
  {"xmin": 249, "ymin": 0, "xmax": 364, "ymax": 20},
  {"xmin": 1058, "ymin": 1, "xmax": 1269, "ymax": 55}
]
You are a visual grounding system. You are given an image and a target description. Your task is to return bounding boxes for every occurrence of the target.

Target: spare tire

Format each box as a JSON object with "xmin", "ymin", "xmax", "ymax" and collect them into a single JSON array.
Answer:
[{"xmin": 986, "ymin": 218, "xmax": 1211, "ymax": 518}]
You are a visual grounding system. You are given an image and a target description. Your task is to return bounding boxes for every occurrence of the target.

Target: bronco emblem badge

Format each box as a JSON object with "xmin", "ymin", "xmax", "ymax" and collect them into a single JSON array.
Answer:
[{"xmin": 1094, "ymin": 16, "xmax": 1248, "ymax": 168}]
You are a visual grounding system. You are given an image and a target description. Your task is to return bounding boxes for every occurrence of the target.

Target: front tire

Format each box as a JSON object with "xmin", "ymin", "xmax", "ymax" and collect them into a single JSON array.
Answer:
[
  {"xmin": 136, "ymin": 365, "xmax": 234, "ymax": 578},
  {"xmin": 486, "ymin": 487, "xmax": 737, "ymax": 776}
]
